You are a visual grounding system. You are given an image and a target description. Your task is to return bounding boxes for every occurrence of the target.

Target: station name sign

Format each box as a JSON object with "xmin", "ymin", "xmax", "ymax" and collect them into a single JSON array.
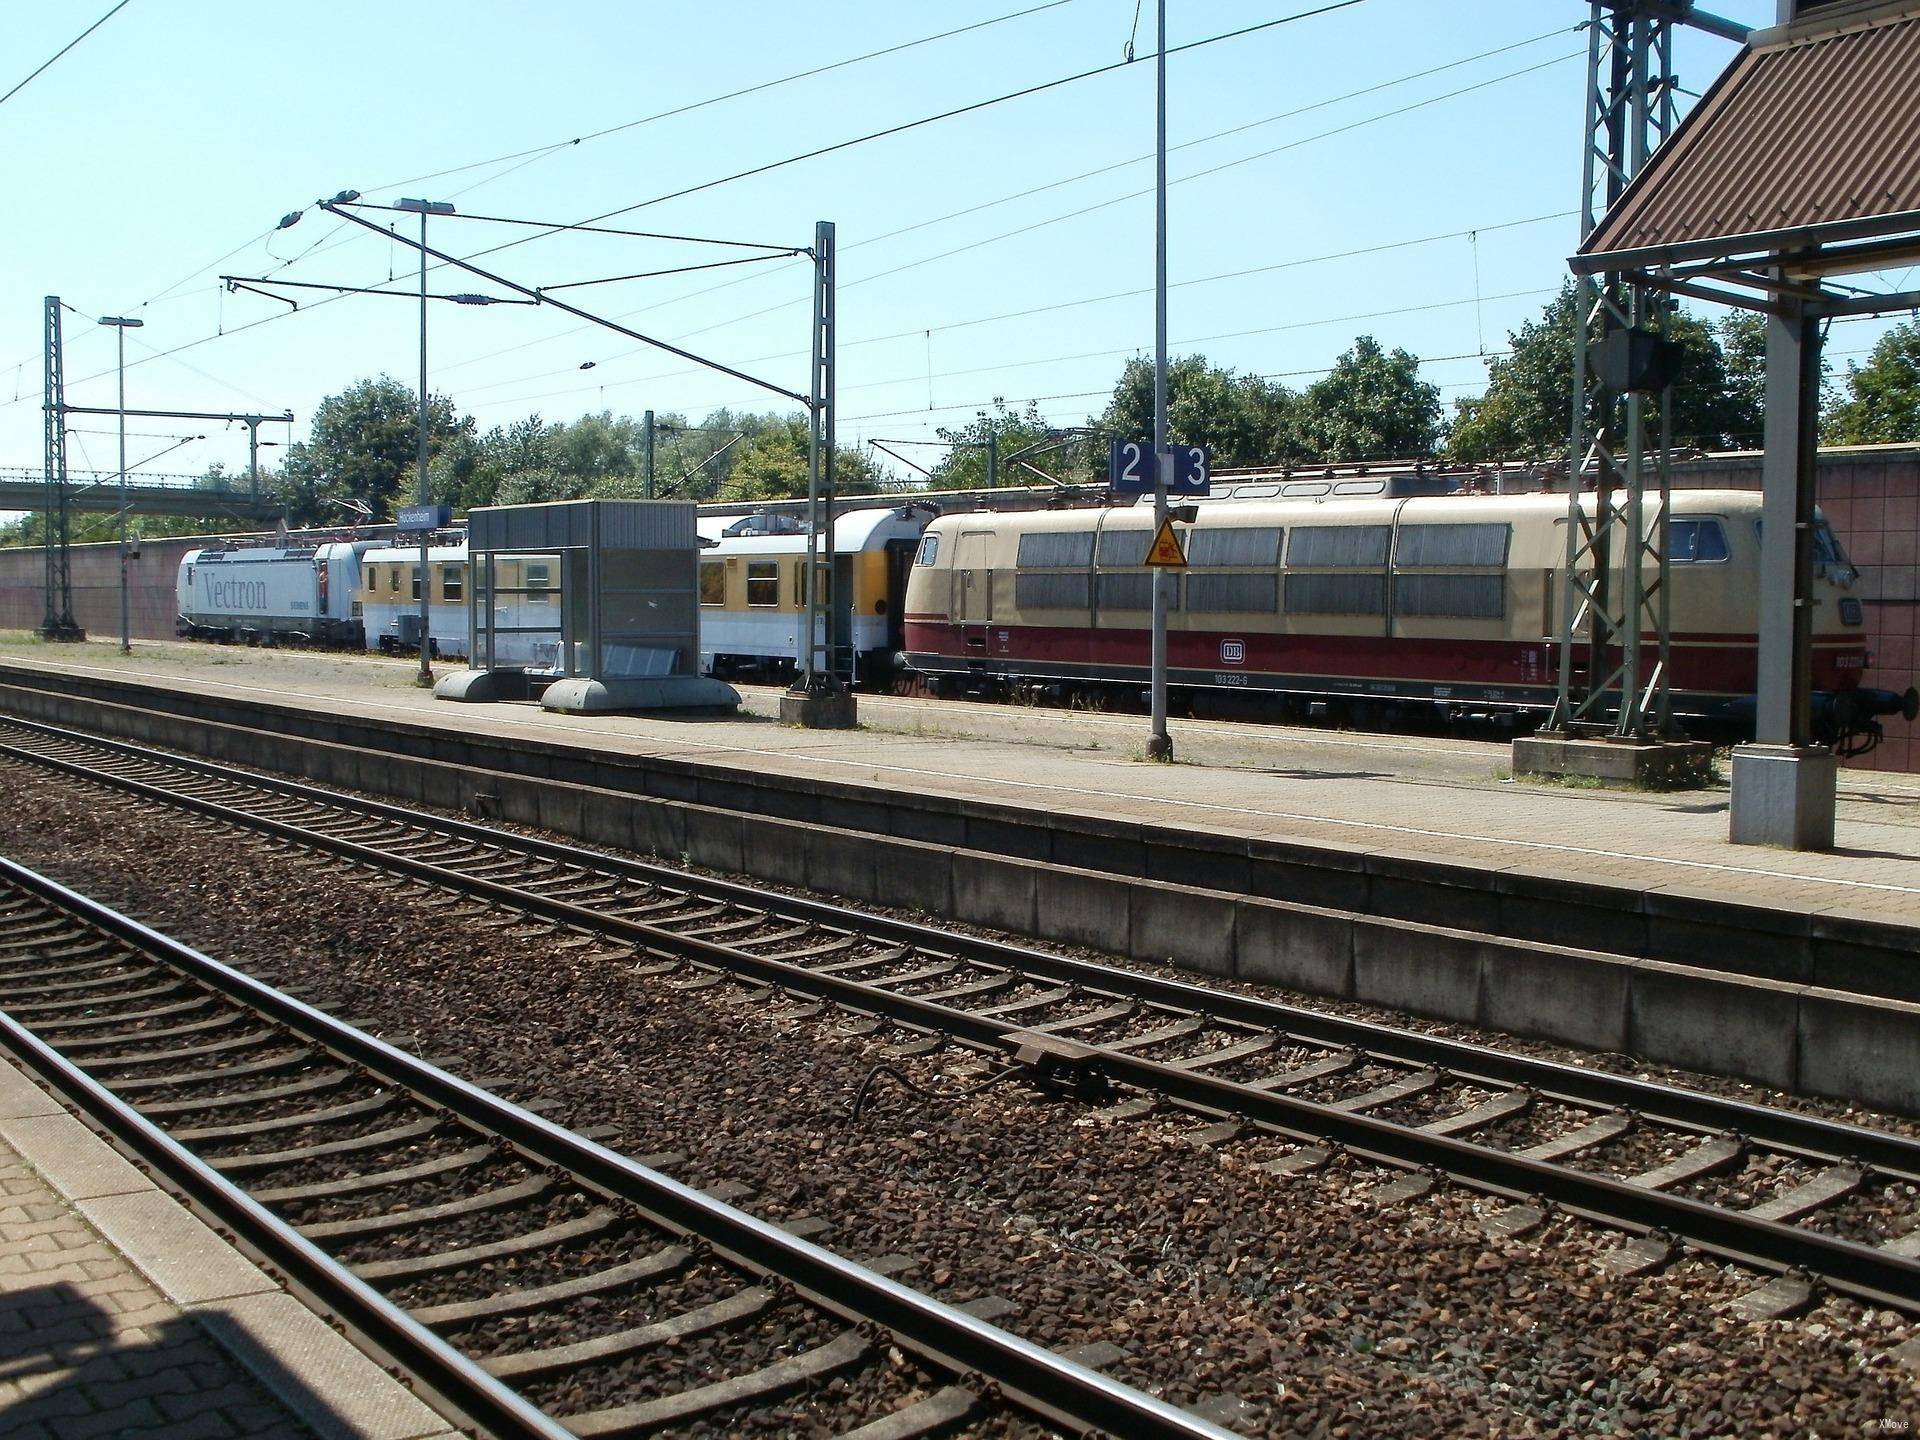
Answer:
[{"xmin": 396, "ymin": 503, "xmax": 451, "ymax": 534}]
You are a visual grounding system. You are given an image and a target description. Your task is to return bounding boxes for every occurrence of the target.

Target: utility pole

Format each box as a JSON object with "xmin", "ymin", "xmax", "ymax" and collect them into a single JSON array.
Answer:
[
  {"xmin": 38, "ymin": 297, "xmax": 83, "ymax": 642},
  {"xmin": 99, "ymin": 315, "xmax": 144, "ymax": 654},
  {"xmin": 986, "ymin": 428, "xmax": 999, "ymax": 490},
  {"xmin": 781, "ymin": 220, "xmax": 854, "ymax": 726},
  {"xmin": 644, "ymin": 409, "xmax": 656, "ymax": 500},
  {"xmin": 396, "ymin": 197, "xmax": 454, "ymax": 687},
  {"xmin": 1147, "ymin": 0, "xmax": 1173, "ymax": 762}
]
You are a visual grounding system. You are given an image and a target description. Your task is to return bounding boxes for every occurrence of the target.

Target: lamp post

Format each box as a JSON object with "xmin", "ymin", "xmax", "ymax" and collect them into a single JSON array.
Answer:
[
  {"xmin": 98, "ymin": 315, "xmax": 144, "ymax": 654},
  {"xmin": 395, "ymin": 197, "xmax": 454, "ymax": 687}
]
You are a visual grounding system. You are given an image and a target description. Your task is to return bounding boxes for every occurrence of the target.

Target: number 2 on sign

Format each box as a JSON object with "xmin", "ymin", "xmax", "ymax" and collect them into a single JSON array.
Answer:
[{"xmin": 1118, "ymin": 441, "xmax": 1147, "ymax": 486}]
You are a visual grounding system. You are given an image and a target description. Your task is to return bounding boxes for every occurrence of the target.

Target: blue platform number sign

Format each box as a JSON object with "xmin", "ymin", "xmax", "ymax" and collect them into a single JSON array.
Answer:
[
  {"xmin": 1109, "ymin": 439, "xmax": 1210, "ymax": 496},
  {"xmin": 396, "ymin": 503, "xmax": 451, "ymax": 534}
]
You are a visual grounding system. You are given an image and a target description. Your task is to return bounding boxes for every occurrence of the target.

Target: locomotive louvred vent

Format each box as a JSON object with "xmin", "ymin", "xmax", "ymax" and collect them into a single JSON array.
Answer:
[
  {"xmin": 1186, "ymin": 526, "xmax": 1283, "ymax": 567},
  {"xmin": 1188, "ymin": 573, "xmax": 1279, "ymax": 613},
  {"xmin": 1014, "ymin": 573, "xmax": 1091, "ymax": 610},
  {"xmin": 1394, "ymin": 573, "xmax": 1506, "ymax": 620},
  {"xmin": 1287, "ymin": 526, "xmax": 1391, "ymax": 568},
  {"xmin": 1016, "ymin": 531, "xmax": 1096, "ymax": 568},
  {"xmin": 1394, "ymin": 523, "xmax": 1510, "ymax": 568},
  {"xmin": 1285, "ymin": 573, "xmax": 1387, "ymax": 615},
  {"xmin": 1096, "ymin": 529, "xmax": 1154, "ymax": 567}
]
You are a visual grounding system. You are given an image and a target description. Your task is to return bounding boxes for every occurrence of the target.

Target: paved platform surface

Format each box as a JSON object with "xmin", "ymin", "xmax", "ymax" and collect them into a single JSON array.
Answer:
[
  {"xmin": 0, "ymin": 1052, "xmax": 457, "ymax": 1440},
  {"xmin": 4, "ymin": 636, "xmax": 1919, "ymax": 925}
]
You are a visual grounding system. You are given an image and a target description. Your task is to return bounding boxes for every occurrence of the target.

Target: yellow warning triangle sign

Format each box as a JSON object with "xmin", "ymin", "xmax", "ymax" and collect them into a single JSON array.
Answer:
[{"xmin": 1143, "ymin": 518, "xmax": 1188, "ymax": 568}]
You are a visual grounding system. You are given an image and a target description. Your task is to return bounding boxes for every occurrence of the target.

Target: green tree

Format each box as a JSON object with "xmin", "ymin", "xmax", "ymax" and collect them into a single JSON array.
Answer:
[
  {"xmin": 1447, "ymin": 284, "xmax": 1763, "ymax": 462},
  {"xmin": 272, "ymin": 376, "xmax": 469, "ymax": 526},
  {"xmin": 925, "ymin": 399, "xmax": 1054, "ymax": 488},
  {"xmin": 1092, "ymin": 355, "xmax": 1299, "ymax": 472},
  {"xmin": 1826, "ymin": 321, "xmax": 1920, "ymax": 444},
  {"xmin": 1290, "ymin": 335, "xmax": 1441, "ymax": 462},
  {"xmin": 1718, "ymin": 311, "xmax": 1768, "ymax": 449}
]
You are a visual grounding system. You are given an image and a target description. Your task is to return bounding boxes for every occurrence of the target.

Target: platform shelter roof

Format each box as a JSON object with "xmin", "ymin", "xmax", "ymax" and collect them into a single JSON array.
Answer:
[{"xmin": 1575, "ymin": 0, "xmax": 1920, "ymax": 304}]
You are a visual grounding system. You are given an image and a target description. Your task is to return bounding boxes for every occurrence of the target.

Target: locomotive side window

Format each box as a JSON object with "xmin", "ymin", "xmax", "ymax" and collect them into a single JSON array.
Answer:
[
  {"xmin": 1019, "ymin": 530, "xmax": 1096, "ymax": 568},
  {"xmin": 1287, "ymin": 525, "xmax": 1391, "ymax": 567},
  {"xmin": 389, "ymin": 567, "xmax": 401, "ymax": 593},
  {"xmin": 1669, "ymin": 519, "xmax": 1730, "ymax": 563},
  {"xmin": 915, "ymin": 535, "xmax": 939, "ymax": 567},
  {"xmin": 699, "ymin": 561, "xmax": 726, "ymax": 606},
  {"xmin": 747, "ymin": 561, "xmax": 780, "ymax": 608},
  {"xmin": 1187, "ymin": 527, "xmax": 1282, "ymax": 567}
]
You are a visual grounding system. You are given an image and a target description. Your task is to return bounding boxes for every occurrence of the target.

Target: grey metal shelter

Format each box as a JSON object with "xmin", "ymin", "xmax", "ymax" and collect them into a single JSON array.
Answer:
[
  {"xmin": 435, "ymin": 498, "xmax": 738, "ymax": 714},
  {"xmin": 1572, "ymin": 0, "xmax": 1920, "ymax": 848}
]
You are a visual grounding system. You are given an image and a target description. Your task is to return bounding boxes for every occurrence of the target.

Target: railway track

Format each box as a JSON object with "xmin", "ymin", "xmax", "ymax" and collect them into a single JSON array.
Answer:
[
  {"xmin": 0, "ymin": 854, "xmax": 1235, "ymax": 1439},
  {"xmin": 5, "ymin": 714, "xmax": 1920, "ymax": 1321}
]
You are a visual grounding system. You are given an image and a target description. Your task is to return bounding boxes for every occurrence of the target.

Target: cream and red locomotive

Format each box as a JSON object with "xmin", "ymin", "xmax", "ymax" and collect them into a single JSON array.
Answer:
[{"xmin": 900, "ymin": 488, "xmax": 1915, "ymax": 744}]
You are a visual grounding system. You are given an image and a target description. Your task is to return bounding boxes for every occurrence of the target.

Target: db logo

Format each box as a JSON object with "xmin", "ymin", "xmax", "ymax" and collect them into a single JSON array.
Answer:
[{"xmin": 1219, "ymin": 639, "xmax": 1245, "ymax": 665}]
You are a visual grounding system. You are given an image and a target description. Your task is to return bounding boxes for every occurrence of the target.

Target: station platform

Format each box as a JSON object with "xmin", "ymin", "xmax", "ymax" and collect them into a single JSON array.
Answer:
[
  {"xmin": 0, "ymin": 1051, "xmax": 457, "ymax": 1440},
  {"xmin": 3, "ymin": 635, "xmax": 1915, "ymax": 927}
]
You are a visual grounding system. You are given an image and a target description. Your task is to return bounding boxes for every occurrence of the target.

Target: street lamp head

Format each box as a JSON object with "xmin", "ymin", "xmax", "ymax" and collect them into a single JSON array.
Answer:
[
  {"xmin": 98, "ymin": 316, "xmax": 143, "ymax": 329},
  {"xmin": 396, "ymin": 197, "xmax": 455, "ymax": 216}
]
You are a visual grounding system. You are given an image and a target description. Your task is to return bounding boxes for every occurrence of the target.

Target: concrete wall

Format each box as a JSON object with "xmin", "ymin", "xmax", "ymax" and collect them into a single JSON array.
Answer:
[{"xmin": 0, "ymin": 536, "xmax": 201, "ymax": 642}]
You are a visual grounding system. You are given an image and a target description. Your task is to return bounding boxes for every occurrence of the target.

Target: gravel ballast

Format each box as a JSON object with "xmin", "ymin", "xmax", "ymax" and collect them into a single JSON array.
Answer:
[{"xmin": 4, "ymin": 759, "xmax": 1916, "ymax": 1438}]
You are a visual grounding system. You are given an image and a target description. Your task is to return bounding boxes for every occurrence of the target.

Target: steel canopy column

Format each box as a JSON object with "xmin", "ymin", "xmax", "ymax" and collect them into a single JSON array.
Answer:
[{"xmin": 1730, "ymin": 292, "xmax": 1833, "ymax": 848}]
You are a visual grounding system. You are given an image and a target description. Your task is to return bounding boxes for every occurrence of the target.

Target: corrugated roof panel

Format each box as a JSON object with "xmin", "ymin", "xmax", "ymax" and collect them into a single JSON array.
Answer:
[{"xmin": 1582, "ymin": 8, "xmax": 1920, "ymax": 257}]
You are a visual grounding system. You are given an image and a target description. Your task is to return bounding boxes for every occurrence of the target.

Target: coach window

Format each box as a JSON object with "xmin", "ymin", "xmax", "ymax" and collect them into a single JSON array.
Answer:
[
  {"xmin": 699, "ymin": 561, "xmax": 726, "ymax": 606},
  {"xmin": 410, "ymin": 565, "xmax": 422, "ymax": 601},
  {"xmin": 917, "ymin": 534, "xmax": 939, "ymax": 566},
  {"xmin": 747, "ymin": 560, "xmax": 780, "ymax": 607},
  {"xmin": 388, "ymin": 566, "xmax": 401, "ymax": 594},
  {"xmin": 1669, "ymin": 519, "xmax": 1729, "ymax": 564},
  {"xmin": 442, "ymin": 565, "xmax": 463, "ymax": 602}
]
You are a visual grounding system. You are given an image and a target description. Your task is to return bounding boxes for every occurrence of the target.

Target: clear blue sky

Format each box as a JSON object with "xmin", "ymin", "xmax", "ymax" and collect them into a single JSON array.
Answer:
[{"xmin": 7, "ymin": 0, "xmax": 1880, "ymax": 494}]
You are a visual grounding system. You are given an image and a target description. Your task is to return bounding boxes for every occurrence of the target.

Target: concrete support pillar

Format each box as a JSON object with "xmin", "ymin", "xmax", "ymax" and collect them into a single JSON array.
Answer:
[{"xmin": 1731, "ymin": 294, "xmax": 1833, "ymax": 849}]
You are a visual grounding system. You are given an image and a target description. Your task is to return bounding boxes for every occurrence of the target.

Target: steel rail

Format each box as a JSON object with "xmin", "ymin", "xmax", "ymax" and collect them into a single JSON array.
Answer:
[
  {"xmin": 2, "ymin": 713, "xmax": 1916, "ymax": 1177},
  {"xmin": 0, "ymin": 855, "xmax": 1234, "ymax": 1440},
  {"xmin": 6, "ymin": 734, "xmax": 1920, "ymax": 1311}
]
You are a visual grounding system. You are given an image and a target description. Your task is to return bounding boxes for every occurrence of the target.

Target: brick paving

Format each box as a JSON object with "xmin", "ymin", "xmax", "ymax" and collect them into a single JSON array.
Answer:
[
  {"xmin": 0, "ymin": 1137, "xmax": 313, "ymax": 1440},
  {"xmin": 2, "ymin": 641, "xmax": 1917, "ymax": 924}
]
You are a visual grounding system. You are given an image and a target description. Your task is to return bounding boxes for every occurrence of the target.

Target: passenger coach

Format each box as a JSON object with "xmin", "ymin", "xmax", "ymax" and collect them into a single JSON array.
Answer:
[{"xmin": 901, "ymin": 489, "xmax": 1912, "ymax": 742}]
